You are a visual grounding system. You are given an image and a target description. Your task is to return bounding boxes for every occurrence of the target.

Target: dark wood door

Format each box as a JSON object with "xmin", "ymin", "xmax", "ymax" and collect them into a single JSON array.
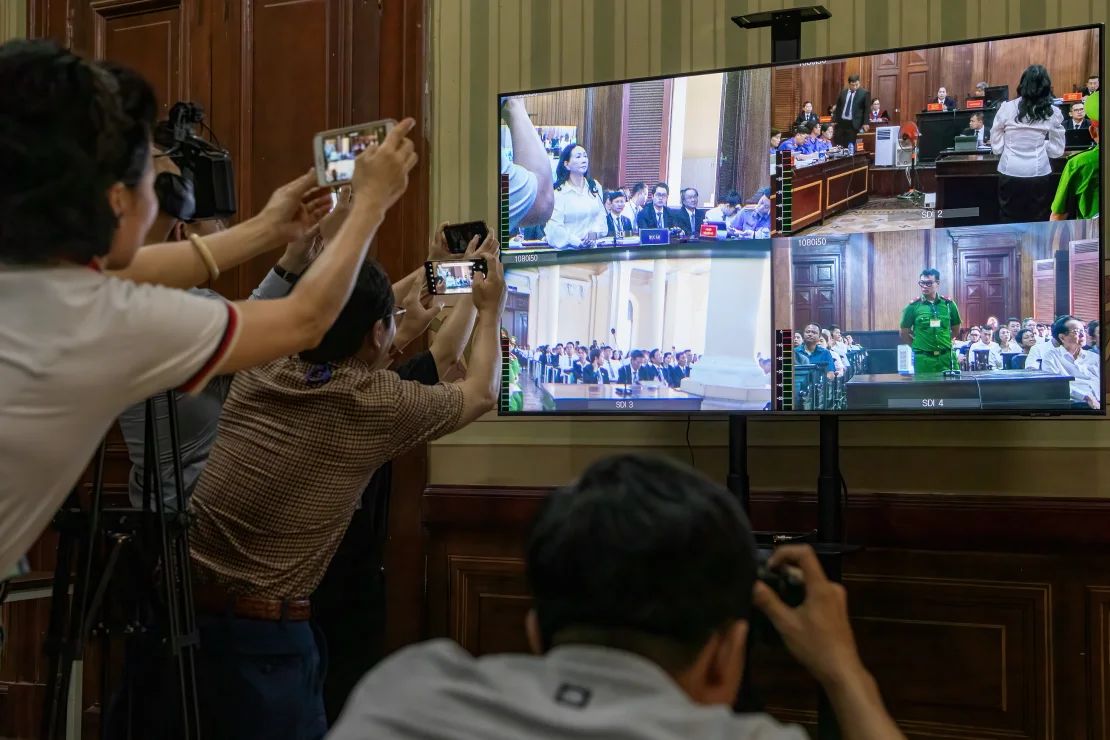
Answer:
[
  {"xmin": 957, "ymin": 247, "xmax": 1017, "ymax": 330},
  {"xmin": 792, "ymin": 256, "xmax": 841, "ymax": 331}
]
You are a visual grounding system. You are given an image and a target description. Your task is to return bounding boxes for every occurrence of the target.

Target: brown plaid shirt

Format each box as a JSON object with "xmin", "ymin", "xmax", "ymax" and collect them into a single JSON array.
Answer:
[{"xmin": 188, "ymin": 356, "xmax": 464, "ymax": 598}]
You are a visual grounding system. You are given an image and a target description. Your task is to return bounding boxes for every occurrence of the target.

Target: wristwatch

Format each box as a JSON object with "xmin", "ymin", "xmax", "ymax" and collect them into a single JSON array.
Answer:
[{"xmin": 273, "ymin": 264, "xmax": 300, "ymax": 284}]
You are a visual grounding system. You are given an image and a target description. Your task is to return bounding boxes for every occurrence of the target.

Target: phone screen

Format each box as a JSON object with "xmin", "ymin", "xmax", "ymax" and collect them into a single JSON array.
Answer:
[
  {"xmin": 427, "ymin": 260, "xmax": 482, "ymax": 295},
  {"xmin": 315, "ymin": 120, "xmax": 393, "ymax": 186}
]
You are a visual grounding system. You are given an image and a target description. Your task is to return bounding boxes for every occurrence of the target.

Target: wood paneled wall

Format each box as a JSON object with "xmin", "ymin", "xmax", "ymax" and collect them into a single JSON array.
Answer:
[
  {"xmin": 422, "ymin": 482, "xmax": 1110, "ymax": 740},
  {"xmin": 3, "ymin": 2, "xmax": 429, "ymax": 735},
  {"xmin": 772, "ymin": 27, "xmax": 1099, "ymax": 129}
]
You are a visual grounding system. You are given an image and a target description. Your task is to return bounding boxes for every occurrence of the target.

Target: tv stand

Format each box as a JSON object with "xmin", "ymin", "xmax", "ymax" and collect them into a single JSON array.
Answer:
[{"xmin": 729, "ymin": 7, "xmax": 847, "ymax": 739}]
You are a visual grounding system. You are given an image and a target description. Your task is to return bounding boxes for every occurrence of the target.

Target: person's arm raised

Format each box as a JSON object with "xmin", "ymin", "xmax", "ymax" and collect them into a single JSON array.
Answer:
[
  {"xmin": 108, "ymin": 173, "xmax": 334, "ymax": 289},
  {"xmin": 452, "ymin": 247, "xmax": 506, "ymax": 428},
  {"xmin": 430, "ymin": 233, "xmax": 495, "ymax": 377},
  {"xmin": 219, "ymin": 119, "xmax": 419, "ymax": 374}
]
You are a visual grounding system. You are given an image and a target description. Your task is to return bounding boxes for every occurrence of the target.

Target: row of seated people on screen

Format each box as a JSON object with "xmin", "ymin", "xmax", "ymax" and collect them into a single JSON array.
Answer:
[
  {"xmin": 771, "ymin": 122, "xmax": 848, "ymax": 166},
  {"xmin": 530, "ymin": 343, "xmax": 700, "ymax": 388},
  {"xmin": 959, "ymin": 317, "xmax": 1099, "ymax": 408},
  {"xmin": 795, "ymin": 98, "xmax": 890, "ymax": 128},
  {"xmin": 791, "ymin": 74, "xmax": 1099, "ymax": 130},
  {"xmin": 529, "ymin": 168, "xmax": 772, "ymax": 247},
  {"xmin": 792, "ymin": 324, "xmax": 864, "ymax": 378},
  {"xmin": 954, "ymin": 318, "xmax": 1099, "ymax": 369}
]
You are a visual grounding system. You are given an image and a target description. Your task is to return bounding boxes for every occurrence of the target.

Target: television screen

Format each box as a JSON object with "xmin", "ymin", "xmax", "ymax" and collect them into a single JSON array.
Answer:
[
  {"xmin": 497, "ymin": 24, "xmax": 1102, "ymax": 416},
  {"xmin": 500, "ymin": 244, "xmax": 773, "ymax": 414}
]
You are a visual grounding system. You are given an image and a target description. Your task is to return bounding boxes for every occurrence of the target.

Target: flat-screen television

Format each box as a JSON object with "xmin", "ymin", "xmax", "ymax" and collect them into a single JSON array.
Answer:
[{"xmin": 497, "ymin": 25, "xmax": 1103, "ymax": 416}]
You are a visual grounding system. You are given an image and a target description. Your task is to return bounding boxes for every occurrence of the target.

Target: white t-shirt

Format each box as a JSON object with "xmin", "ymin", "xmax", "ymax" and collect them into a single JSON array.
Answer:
[
  {"xmin": 329, "ymin": 639, "xmax": 807, "ymax": 740},
  {"xmin": 967, "ymin": 340, "xmax": 1003, "ymax": 369},
  {"xmin": 0, "ymin": 264, "xmax": 240, "ymax": 576}
]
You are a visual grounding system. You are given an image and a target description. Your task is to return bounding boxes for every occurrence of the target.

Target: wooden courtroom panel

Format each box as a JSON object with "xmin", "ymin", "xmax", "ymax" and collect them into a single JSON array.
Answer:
[
  {"xmin": 582, "ymin": 85, "xmax": 624, "ymax": 192},
  {"xmin": 90, "ymin": 1, "xmax": 185, "ymax": 120},
  {"xmin": 446, "ymin": 555, "xmax": 532, "ymax": 655},
  {"xmin": 423, "ymin": 484, "xmax": 1110, "ymax": 738},
  {"xmin": 1088, "ymin": 588, "xmax": 1110, "ymax": 740}
]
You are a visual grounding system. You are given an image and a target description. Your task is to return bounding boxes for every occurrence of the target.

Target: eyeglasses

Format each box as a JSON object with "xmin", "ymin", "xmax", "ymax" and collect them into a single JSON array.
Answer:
[{"xmin": 918, "ymin": 280, "xmax": 936, "ymax": 287}]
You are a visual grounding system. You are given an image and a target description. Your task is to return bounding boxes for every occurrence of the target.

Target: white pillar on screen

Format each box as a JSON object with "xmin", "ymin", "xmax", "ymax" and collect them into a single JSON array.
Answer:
[
  {"xmin": 681, "ymin": 256, "xmax": 772, "ymax": 407},
  {"xmin": 647, "ymin": 259, "xmax": 667, "ymax": 349},
  {"xmin": 536, "ymin": 264, "xmax": 560, "ymax": 347}
]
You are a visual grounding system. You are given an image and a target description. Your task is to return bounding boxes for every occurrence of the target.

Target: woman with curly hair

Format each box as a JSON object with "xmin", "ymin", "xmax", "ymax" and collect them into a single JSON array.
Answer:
[{"xmin": 990, "ymin": 64, "xmax": 1066, "ymax": 221}]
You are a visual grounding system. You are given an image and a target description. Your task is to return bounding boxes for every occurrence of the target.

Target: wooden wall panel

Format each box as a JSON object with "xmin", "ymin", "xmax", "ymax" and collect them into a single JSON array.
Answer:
[
  {"xmin": 523, "ymin": 89, "xmax": 587, "ymax": 130},
  {"xmin": 582, "ymin": 85, "xmax": 624, "ymax": 192},
  {"xmin": 92, "ymin": 2, "xmax": 184, "ymax": 121},
  {"xmin": 869, "ymin": 230, "xmax": 927, "ymax": 332},
  {"xmin": 1090, "ymin": 588, "xmax": 1110, "ymax": 740},
  {"xmin": 423, "ymin": 484, "xmax": 1110, "ymax": 739}
]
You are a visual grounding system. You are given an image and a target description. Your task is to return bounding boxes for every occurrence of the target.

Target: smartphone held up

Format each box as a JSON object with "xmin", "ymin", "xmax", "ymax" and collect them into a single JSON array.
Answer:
[
  {"xmin": 313, "ymin": 119, "xmax": 395, "ymax": 187},
  {"xmin": 425, "ymin": 258, "xmax": 488, "ymax": 296}
]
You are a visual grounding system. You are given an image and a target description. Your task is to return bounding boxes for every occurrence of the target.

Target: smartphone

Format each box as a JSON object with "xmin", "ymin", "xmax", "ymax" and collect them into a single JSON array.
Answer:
[
  {"xmin": 425, "ymin": 258, "xmax": 488, "ymax": 295},
  {"xmin": 442, "ymin": 221, "xmax": 489, "ymax": 255},
  {"xmin": 313, "ymin": 119, "xmax": 395, "ymax": 187}
]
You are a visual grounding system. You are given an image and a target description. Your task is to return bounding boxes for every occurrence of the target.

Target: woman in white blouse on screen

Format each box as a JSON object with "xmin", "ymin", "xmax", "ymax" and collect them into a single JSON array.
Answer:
[
  {"xmin": 990, "ymin": 64, "xmax": 1065, "ymax": 222},
  {"xmin": 544, "ymin": 144, "xmax": 608, "ymax": 249}
]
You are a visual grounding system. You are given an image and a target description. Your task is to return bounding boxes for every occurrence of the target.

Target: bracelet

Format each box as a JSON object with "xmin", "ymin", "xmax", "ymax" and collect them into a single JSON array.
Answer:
[
  {"xmin": 189, "ymin": 233, "xmax": 220, "ymax": 282},
  {"xmin": 272, "ymin": 264, "xmax": 301, "ymax": 284}
]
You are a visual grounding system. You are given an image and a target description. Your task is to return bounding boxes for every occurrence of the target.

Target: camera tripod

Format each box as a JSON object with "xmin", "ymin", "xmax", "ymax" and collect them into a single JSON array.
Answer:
[{"xmin": 41, "ymin": 392, "xmax": 202, "ymax": 740}]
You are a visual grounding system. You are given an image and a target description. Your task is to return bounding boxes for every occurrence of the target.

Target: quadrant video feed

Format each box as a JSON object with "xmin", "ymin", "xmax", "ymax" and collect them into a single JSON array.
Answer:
[
  {"xmin": 499, "ymin": 245, "xmax": 773, "ymax": 414},
  {"xmin": 499, "ymin": 67, "xmax": 774, "ymax": 255},
  {"xmin": 773, "ymin": 219, "xmax": 1101, "ymax": 412},
  {"xmin": 770, "ymin": 26, "xmax": 1100, "ymax": 237}
]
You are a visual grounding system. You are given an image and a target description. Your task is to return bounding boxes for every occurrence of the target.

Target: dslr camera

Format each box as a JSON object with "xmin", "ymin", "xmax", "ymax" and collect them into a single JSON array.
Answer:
[{"xmin": 154, "ymin": 102, "xmax": 236, "ymax": 221}]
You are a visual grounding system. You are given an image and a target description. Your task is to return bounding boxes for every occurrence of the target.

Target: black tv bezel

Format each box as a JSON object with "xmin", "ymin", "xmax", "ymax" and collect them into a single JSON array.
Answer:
[{"xmin": 496, "ymin": 23, "xmax": 1104, "ymax": 418}]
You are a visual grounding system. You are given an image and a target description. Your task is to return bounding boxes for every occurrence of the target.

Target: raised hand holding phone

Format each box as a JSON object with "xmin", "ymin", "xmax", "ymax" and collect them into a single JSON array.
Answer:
[{"xmin": 351, "ymin": 118, "xmax": 418, "ymax": 211}]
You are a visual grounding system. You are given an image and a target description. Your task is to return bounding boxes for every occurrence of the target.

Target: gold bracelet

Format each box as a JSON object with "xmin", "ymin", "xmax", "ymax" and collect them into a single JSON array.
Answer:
[{"xmin": 189, "ymin": 233, "xmax": 220, "ymax": 281}]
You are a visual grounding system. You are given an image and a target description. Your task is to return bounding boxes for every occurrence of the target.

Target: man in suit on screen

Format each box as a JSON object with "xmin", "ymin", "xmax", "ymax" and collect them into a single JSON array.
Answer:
[
  {"xmin": 673, "ymin": 188, "xmax": 704, "ymax": 237},
  {"xmin": 636, "ymin": 182, "xmax": 680, "ymax": 230},
  {"xmin": 832, "ymin": 74, "xmax": 871, "ymax": 148}
]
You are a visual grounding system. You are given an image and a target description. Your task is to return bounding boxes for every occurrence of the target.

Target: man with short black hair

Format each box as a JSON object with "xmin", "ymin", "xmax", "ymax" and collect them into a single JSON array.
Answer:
[
  {"xmin": 330, "ymin": 454, "xmax": 903, "ymax": 740},
  {"xmin": 636, "ymin": 182, "xmax": 679, "ymax": 230},
  {"xmin": 188, "ymin": 240, "xmax": 506, "ymax": 738},
  {"xmin": 833, "ymin": 73, "xmax": 871, "ymax": 147},
  {"xmin": 900, "ymin": 268, "xmax": 961, "ymax": 375},
  {"xmin": 616, "ymin": 349, "xmax": 659, "ymax": 384},
  {"xmin": 1083, "ymin": 74, "xmax": 1099, "ymax": 97}
]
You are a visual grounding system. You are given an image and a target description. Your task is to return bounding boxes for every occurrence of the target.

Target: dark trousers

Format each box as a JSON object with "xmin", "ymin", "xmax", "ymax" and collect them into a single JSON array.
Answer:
[
  {"xmin": 196, "ymin": 614, "xmax": 328, "ymax": 740},
  {"xmin": 312, "ymin": 507, "xmax": 387, "ymax": 723},
  {"xmin": 832, "ymin": 121, "xmax": 858, "ymax": 147},
  {"xmin": 998, "ymin": 172, "xmax": 1054, "ymax": 222}
]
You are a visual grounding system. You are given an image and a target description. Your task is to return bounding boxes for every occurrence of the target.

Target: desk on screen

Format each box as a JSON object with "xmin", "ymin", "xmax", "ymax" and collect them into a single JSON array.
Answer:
[
  {"xmin": 846, "ymin": 370, "xmax": 1074, "ymax": 411},
  {"xmin": 773, "ymin": 153, "xmax": 870, "ymax": 233},
  {"xmin": 934, "ymin": 153, "xmax": 1071, "ymax": 228}
]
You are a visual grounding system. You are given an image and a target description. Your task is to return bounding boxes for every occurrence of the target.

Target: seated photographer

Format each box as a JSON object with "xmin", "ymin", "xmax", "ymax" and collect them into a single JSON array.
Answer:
[
  {"xmin": 0, "ymin": 41, "xmax": 416, "ymax": 579},
  {"xmin": 329, "ymin": 454, "xmax": 903, "ymax": 740},
  {"xmin": 186, "ymin": 243, "xmax": 505, "ymax": 739},
  {"xmin": 1042, "ymin": 315, "xmax": 1100, "ymax": 409}
]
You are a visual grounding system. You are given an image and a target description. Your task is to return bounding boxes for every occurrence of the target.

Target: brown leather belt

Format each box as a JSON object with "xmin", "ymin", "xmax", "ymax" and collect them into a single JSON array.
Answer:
[{"xmin": 193, "ymin": 584, "xmax": 311, "ymax": 621}]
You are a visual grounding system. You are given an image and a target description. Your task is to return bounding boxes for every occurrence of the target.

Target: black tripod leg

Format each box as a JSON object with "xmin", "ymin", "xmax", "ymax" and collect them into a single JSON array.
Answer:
[{"xmin": 41, "ymin": 494, "xmax": 79, "ymax": 740}]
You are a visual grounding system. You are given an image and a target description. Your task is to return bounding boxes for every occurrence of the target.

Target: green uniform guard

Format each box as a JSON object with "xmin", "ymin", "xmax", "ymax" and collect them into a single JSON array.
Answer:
[{"xmin": 900, "ymin": 268, "xmax": 962, "ymax": 375}]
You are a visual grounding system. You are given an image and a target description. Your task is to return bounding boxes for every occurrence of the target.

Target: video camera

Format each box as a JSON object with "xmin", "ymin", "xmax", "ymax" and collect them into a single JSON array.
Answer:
[{"xmin": 154, "ymin": 102, "xmax": 236, "ymax": 221}]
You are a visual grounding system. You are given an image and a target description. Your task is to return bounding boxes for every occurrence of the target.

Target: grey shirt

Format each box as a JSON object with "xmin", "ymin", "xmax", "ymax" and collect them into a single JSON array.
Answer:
[
  {"xmin": 327, "ymin": 639, "xmax": 807, "ymax": 740},
  {"xmin": 118, "ymin": 269, "xmax": 294, "ymax": 509}
]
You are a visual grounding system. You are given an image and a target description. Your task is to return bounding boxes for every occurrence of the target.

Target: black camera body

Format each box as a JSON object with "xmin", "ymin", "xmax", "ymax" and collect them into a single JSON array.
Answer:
[
  {"xmin": 154, "ymin": 102, "xmax": 236, "ymax": 221},
  {"xmin": 750, "ymin": 551, "xmax": 805, "ymax": 646}
]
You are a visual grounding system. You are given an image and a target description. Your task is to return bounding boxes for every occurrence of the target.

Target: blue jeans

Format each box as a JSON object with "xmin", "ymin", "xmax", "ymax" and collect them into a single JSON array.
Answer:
[{"xmin": 197, "ymin": 614, "xmax": 328, "ymax": 740}]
